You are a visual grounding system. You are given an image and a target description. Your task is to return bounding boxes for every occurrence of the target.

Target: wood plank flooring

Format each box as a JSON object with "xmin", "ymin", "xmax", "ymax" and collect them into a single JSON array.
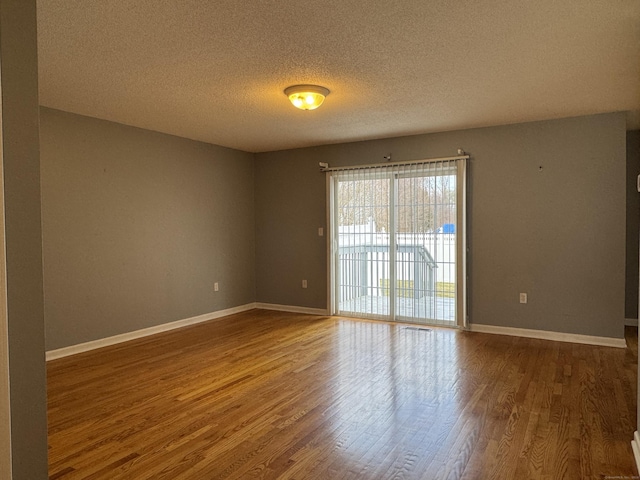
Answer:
[{"xmin": 47, "ymin": 310, "xmax": 638, "ymax": 479}]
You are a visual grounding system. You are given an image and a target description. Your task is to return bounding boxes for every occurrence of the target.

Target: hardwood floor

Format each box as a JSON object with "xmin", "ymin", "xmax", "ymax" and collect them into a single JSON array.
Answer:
[{"xmin": 47, "ymin": 310, "xmax": 638, "ymax": 479}]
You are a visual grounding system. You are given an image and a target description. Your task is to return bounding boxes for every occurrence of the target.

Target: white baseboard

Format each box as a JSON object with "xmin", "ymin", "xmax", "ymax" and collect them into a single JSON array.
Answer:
[
  {"xmin": 46, "ymin": 303, "xmax": 257, "ymax": 361},
  {"xmin": 469, "ymin": 323, "xmax": 627, "ymax": 348},
  {"xmin": 626, "ymin": 317, "xmax": 639, "ymax": 327},
  {"xmin": 49, "ymin": 305, "xmax": 623, "ymax": 361},
  {"xmin": 254, "ymin": 302, "xmax": 329, "ymax": 316},
  {"xmin": 633, "ymin": 431, "xmax": 640, "ymax": 474}
]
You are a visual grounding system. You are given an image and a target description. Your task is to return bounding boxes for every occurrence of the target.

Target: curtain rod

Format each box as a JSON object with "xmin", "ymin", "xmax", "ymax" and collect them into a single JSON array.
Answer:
[{"xmin": 319, "ymin": 154, "xmax": 470, "ymax": 172}]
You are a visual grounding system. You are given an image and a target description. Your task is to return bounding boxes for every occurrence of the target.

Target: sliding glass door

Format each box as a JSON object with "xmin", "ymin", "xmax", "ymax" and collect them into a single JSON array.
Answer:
[{"xmin": 330, "ymin": 158, "xmax": 467, "ymax": 328}]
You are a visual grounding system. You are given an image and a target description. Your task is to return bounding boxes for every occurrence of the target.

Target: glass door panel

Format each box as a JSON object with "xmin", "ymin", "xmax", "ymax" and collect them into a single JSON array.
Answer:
[
  {"xmin": 332, "ymin": 160, "xmax": 462, "ymax": 327},
  {"xmin": 336, "ymin": 171, "xmax": 391, "ymax": 319},
  {"xmin": 395, "ymin": 168, "xmax": 456, "ymax": 325}
]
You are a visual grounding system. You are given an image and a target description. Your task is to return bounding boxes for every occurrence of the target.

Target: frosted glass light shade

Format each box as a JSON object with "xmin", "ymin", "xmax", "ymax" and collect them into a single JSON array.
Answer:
[{"xmin": 284, "ymin": 85, "xmax": 330, "ymax": 111}]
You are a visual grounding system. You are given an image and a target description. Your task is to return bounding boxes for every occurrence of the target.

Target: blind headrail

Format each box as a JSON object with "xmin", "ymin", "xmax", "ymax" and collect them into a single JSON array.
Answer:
[{"xmin": 320, "ymin": 154, "xmax": 470, "ymax": 172}]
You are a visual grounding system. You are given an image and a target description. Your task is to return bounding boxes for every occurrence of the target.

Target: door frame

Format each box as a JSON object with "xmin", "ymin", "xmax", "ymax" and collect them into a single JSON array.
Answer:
[
  {"xmin": 327, "ymin": 159, "xmax": 468, "ymax": 328},
  {"xmin": 0, "ymin": 75, "xmax": 12, "ymax": 479}
]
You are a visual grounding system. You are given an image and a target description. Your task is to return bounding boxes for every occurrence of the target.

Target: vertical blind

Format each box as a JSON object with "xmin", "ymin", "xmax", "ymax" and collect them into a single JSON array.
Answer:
[{"xmin": 328, "ymin": 156, "xmax": 468, "ymax": 328}]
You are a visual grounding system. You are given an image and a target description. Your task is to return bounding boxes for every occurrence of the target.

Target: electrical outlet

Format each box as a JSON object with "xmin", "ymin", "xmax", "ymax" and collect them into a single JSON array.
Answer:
[
  {"xmin": 519, "ymin": 293, "xmax": 527, "ymax": 304},
  {"xmin": 302, "ymin": 280, "xmax": 307, "ymax": 289},
  {"xmin": 214, "ymin": 282, "xmax": 219, "ymax": 292}
]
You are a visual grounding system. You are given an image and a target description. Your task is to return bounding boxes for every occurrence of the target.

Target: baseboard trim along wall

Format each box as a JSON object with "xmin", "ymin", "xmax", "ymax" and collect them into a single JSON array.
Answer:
[
  {"xmin": 254, "ymin": 302, "xmax": 329, "ymax": 316},
  {"xmin": 632, "ymin": 431, "xmax": 640, "ymax": 474},
  {"xmin": 469, "ymin": 323, "xmax": 627, "ymax": 348},
  {"xmin": 46, "ymin": 303, "xmax": 257, "ymax": 361},
  {"xmin": 47, "ymin": 306, "xmax": 627, "ymax": 361},
  {"xmin": 46, "ymin": 303, "xmax": 329, "ymax": 361}
]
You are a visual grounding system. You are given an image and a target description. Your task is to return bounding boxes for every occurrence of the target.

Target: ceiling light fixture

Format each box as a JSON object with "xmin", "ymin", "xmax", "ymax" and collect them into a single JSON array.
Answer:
[{"xmin": 284, "ymin": 85, "xmax": 330, "ymax": 111}]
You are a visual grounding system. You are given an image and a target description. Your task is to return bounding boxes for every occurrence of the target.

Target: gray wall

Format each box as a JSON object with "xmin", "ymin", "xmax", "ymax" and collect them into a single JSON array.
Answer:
[
  {"xmin": 0, "ymin": 0, "xmax": 48, "ymax": 477},
  {"xmin": 626, "ymin": 130, "xmax": 640, "ymax": 319},
  {"xmin": 254, "ymin": 152, "xmax": 328, "ymax": 308},
  {"xmin": 40, "ymin": 108, "xmax": 256, "ymax": 350},
  {"xmin": 41, "ymin": 110, "xmax": 627, "ymax": 348},
  {"xmin": 255, "ymin": 113, "xmax": 626, "ymax": 339}
]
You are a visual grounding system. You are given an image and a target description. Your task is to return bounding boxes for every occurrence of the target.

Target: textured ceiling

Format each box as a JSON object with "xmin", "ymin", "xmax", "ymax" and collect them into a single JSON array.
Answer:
[{"xmin": 37, "ymin": 0, "xmax": 640, "ymax": 153}]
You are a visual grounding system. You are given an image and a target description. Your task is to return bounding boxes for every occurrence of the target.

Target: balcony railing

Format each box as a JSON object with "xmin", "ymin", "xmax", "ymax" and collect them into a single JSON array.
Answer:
[
  {"xmin": 339, "ymin": 244, "xmax": 436, "ymax": 300},
  {"xmin": 337, "ymin": 241, "xmax": 455, "ymax": 323}
]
